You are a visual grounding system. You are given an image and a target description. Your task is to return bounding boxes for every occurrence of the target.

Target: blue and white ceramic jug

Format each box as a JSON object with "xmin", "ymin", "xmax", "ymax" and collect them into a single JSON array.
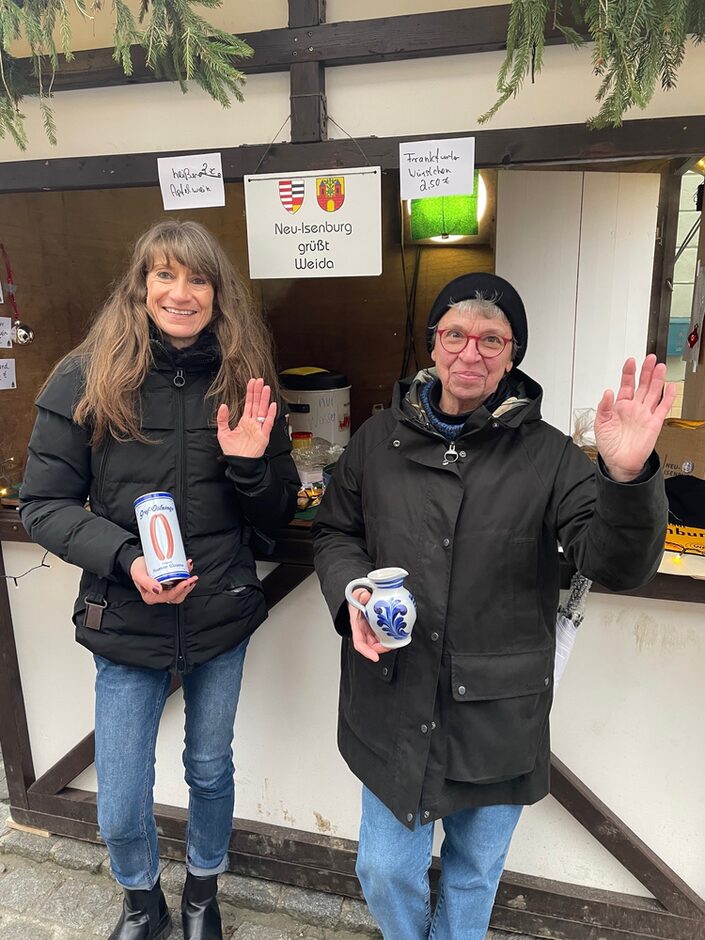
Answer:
[{"xmin": 345, "ymin": 567, "xmax": 417, "ymax": 649}]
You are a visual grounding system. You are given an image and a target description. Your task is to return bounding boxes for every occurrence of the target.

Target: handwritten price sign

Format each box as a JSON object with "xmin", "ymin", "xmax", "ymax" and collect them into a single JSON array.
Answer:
[
  {"xmin": 157, "ymin": 152, "xmax": 225, "ymax": 210},
  {"xmin": 398, "ymin": 137, "xmax": 475, "ymax": 200},
  {"xmin": 0, "ymin": 317, "xmax": 11, "ymax": 348},
  {"xmin": 0, "ymin": 359, "xmax": 16, "ymax": 390}
]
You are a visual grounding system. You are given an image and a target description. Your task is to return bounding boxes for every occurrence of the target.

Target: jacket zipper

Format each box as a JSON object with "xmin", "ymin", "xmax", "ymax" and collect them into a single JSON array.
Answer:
[{"xmin": 174, "ymin": 367, "xmax": 187, "ymax": 673}]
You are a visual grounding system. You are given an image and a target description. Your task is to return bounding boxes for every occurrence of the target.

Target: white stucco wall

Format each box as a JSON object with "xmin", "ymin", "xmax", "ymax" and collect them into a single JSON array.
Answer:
[{"xmin": 1, "ymin": 2, "xmax": 704, "ymax": 163}]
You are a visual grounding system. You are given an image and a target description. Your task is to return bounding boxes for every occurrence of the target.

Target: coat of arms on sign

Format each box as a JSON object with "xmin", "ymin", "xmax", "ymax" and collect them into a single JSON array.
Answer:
[
  {"xmin": 317, "ymin": 177, "xmax": 345, "ymax": 212},
  {"xmin": 279, "ymin": 179, "xmax": 305, "ymax": 214}
]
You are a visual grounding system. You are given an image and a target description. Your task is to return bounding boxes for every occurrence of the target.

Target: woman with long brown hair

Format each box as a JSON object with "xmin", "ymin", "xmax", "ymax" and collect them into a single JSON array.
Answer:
[{"xmin": 20, "ymin": 219, "xmax": 299, "ymax": 940}]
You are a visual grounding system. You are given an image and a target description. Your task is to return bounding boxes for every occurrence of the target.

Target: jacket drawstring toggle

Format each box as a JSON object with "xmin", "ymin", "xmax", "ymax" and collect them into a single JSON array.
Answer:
[{"xmin": 443, "ymin": 441, "xmax": 459, "ymax": 466}]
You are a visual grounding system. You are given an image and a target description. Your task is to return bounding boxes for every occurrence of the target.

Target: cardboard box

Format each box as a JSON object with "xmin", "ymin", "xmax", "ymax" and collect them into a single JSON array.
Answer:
[{"xmin": 656, "ymin": 420, "xmax": 705, "ymax": 481}]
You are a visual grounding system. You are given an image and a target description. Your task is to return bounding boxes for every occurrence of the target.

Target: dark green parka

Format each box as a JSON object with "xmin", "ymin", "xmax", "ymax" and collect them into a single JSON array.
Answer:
[
  {"xmin": 20, "ymin": 333, "xmax": 299, "ymax": 673},
  {"xmin": 312, "ymin": 369, "xmax": 667, "ymax": 827}
]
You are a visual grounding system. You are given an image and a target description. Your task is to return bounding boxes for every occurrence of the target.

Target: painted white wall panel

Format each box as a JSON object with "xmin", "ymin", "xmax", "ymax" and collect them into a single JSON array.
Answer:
[
  {"xmin": 328, "ymin": 0, "xmax": 508, "ymax": 19},
  {"xmin": 324, "ymin": 42, "xmax": 705, "ymax": 141},
  {"xmin": 0, "ymin": 73, "xmax": 291, "ymax": 162},
  {"xmin": 572, "ymin": 173, "xmax": 659, "ymax": 422},
  {"xmin": 495, "ymin": 170, "xmax": 583, "ymax": 433}
]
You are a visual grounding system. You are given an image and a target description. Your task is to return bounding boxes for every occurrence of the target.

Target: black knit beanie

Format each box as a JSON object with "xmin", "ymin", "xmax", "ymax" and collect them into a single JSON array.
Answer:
[{"xmin": 426, "ymin": 272, "xmax": 528, "ymax": 367}]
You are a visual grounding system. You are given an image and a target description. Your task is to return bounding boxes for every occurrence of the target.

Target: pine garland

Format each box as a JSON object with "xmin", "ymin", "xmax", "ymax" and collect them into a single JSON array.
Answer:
[
  {"xmin": 481, "ymin": 0, "xmax": 705, "ymax": 128},
  {"xmin": 0, "ymin": 0, "xmax": 252, "ymax": 149}
]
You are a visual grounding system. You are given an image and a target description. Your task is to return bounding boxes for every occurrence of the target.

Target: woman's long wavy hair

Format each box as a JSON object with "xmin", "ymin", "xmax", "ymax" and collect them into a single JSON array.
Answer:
[{"xmin": 62, "ymin": 220, "xmax": 278, "ymax": 445}]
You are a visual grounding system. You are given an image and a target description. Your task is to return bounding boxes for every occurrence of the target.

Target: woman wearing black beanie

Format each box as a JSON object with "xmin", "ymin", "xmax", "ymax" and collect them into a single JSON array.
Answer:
[{"xmin": 313, "ymin": 271, "xmax": 675, "ymax": 940}]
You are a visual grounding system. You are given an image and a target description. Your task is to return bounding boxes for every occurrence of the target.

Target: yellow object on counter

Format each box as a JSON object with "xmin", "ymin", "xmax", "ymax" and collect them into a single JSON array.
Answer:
[{"xmin": 665, "ymin": 523, "xmax": 705, "ymax": 557}]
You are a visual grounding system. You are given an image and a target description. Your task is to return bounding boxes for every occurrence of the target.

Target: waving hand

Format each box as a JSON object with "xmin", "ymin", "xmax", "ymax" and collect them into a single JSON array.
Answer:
[
  {"xmin": 595, "ymin": 355, "xmax": 677, "ymax": 482},
  {"xmin": 217, "ymin": 377, "xmax": 278, "ymax": 459}
]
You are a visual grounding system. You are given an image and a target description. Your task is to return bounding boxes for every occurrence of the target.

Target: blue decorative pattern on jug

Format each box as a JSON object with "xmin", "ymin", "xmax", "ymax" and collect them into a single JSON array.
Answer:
[{"xmin": 374, "ymin": 598, "xmax": 410, "ymax": 641}]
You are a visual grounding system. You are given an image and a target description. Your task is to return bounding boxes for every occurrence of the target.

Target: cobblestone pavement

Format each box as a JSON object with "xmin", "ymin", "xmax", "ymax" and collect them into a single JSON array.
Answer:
[{"xmin": 0, "ymin": 751, "xmax": 532, "ymax": 940}]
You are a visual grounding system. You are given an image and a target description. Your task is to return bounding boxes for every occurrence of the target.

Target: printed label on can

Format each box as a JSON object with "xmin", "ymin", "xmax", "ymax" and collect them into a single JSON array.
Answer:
[{"xmin": 134, "ymin": 492, "xmax": 189, "ymax": 583}]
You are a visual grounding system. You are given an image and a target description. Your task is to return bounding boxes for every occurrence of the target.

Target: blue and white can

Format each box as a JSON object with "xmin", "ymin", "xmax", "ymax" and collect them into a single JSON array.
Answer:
[{"xmin": 134, "ymin": 492, "xmax": 189, "ymax": 584}]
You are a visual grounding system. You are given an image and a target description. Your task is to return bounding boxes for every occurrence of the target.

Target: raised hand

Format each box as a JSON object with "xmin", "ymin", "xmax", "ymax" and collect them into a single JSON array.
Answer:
[
  {"xmin": 217, "ymin": 377, "xmax": 277, "ymax": 459},
  {"xmin": 595, "ymin": 355, "xmax": 677, "ymax": 482}
]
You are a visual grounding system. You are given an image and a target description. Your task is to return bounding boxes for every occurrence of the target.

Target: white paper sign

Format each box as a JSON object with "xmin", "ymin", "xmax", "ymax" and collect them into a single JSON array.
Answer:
[
  {"xmin": 244, "ymin": 166, "xmax": 382, "ymax": 279},
  {"xmin": 399, "ymin": 137, "xmax": 475, "ymax": 200},
  {"xmin": 0, "ymin": 359, "xmax": 16, "ymax": 389},
  {"xmin": 157, "ymin": 152, "xmax": 225, "ymax": 210},
  {"xmin": 0, "ymin": 317, "xmax": 11, "ymax": 348}
]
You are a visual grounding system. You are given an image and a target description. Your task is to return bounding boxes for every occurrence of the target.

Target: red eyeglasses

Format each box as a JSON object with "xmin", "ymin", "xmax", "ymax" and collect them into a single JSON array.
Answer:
[{"xmin": 436, "ymin": 329, "xmax": 512, "ymax": 358}]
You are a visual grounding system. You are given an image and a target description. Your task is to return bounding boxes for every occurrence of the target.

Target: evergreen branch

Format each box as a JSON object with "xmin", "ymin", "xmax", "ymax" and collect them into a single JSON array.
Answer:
[
  {"xmin": 482, "ymin": 0, "xmax": 704, "ymax": 128},
  {"xmin": 112, "ymin": 0, "xmax": 141, "ymax": 76},
  {"xmin": 39, "ymin": 94, "xmax": 57, "ymax": 145},
  {"xmin": 0, "ymin": 0, "xmax": 253, "ymax": 148}
]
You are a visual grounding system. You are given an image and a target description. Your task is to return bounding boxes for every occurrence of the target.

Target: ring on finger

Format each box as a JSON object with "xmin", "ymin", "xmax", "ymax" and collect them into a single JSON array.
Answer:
[{"xmin": 256, "ymin": 416, "xmax": 266, "ymax": 423}]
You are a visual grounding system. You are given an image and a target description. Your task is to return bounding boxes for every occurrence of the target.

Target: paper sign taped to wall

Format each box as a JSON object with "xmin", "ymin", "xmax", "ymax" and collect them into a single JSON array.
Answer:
[
  {"xmin": 0, "ymin": 359, "xmax": 16, "ymax": 389},
  {"xmin": 398, "ymin": 137, "xmax": 475, "ymax": 200},
  {"xmin": 0, "ymin": 317, "xmax": 11, "ymax": 348},
  {"xmin": 157, "ymin": 152, "xmax": 225, "ymax": 210}
]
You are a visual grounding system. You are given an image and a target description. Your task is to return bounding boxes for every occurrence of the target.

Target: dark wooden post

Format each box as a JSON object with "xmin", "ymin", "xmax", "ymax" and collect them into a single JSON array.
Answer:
[
  {"xmin": 682, "ymin": 188, "xmax": 705, "ymax": 417},
  {"xmin": 0, "ymin": 544, "xmax": 36, "ymax": 808},
  {"xmin": 288, "ymin": 0, "xmax": 327, "ymax": 144},
  {"xmin": 646, "ymin": 158, "xmax": 696, "ymax": 361}
]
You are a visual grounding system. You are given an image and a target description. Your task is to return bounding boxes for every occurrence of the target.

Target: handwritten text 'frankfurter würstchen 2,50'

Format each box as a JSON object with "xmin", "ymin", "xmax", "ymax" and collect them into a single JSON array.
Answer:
[{"xmin": 398, "ymin": 137, "xmax": 476, "ymax": 200}]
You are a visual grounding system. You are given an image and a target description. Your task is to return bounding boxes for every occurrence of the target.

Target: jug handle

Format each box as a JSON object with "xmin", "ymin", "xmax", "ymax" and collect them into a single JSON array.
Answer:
[{"xmin": 345, "ymin": 578, "xmax": 376, "ymax": 613}]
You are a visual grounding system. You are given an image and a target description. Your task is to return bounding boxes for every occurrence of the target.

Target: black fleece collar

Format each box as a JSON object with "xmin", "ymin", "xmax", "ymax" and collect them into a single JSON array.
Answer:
[{"xmin": 149, "ymin": 323, "xmax": 220, "ymax": 372}]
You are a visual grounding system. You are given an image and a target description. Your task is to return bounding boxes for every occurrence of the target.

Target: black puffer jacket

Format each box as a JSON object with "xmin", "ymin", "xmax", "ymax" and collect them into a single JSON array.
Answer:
[
  {"xmin": 313, "ymin": 368, "xmax": 667, "ymax": 826},
  {"xmin": 20, "ymin": 332, "xmax": 299, "ymax": 672}
]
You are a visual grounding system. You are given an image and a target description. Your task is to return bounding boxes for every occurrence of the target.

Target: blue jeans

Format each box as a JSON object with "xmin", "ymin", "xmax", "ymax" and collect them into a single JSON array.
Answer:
[
  {"xmin": 356, "ymin": 787, "xmax": 522, "ymax": 940},
  {"xmin": 94, "ymin": 639, "xmax": 249, "ymax": 890}
]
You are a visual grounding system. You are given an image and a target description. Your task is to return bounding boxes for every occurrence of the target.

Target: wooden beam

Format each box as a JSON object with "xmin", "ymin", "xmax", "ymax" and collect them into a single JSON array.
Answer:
[
  {"xmin": 17, "ymin": 7, "xmax": 582, "ymax": 92},
  {"xmin": 288, "ymin": 0, "xmax": 327, "ymax": 144},
  {"xmin": 495, "ymin": 870, "xmax": 704, "ymax": 940},
  {"xmin": 288, "ymin": 0, "xmax": 326, "ymax": 28},
  {"xmin": 12, "ymin": 791, "xmax": 705, "ymax": 940},
  {"xmin": 2, "ymin": 116, "xmax": 705, "ymax": 195},
  {"xmin": 550, "ymin": 755, "xmax": 705, "ymax": 919},
  {"xmin": 681, "ymin": 195, "xmax": 705, "ymax": 419},
  {"xmin": 0, "ymin": 544, "xmax": 36, "ymax": 808},
  {"xmin": 260, "ymin": 564, "xmax": 312, "ymax": 608},
  {"xmin": 647, "ymin": 162, "xmax": 682, "ymax": 360}
]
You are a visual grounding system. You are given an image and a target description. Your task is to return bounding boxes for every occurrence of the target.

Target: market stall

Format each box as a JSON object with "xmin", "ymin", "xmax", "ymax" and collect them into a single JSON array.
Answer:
[{"xmin": 1, "ymin": 3, "xmax": 705, "ymax": 938}]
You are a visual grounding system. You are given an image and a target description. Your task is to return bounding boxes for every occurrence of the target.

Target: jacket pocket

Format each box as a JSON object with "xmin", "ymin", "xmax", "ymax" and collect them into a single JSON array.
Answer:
[
  {"xmin": 445, "ymin": 648, "xmax": 552, "ymax": 784},
  {"xmin": 340, "ymin": 642, "xmax": 400, "ymax": 760}
]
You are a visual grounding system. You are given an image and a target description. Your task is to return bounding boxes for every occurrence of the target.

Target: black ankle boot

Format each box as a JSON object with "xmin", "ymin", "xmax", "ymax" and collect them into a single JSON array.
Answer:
[
  {"xmin": 109, "ymin": 878, "xmax": 172, "ymax": 939},
  {"xmin": 181, "ymin": 872, "xmax": 222, "ymax": 940}
]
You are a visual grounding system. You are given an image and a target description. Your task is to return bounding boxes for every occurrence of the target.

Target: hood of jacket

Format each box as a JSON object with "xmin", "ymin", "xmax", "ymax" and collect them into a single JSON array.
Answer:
[{"xmin": 394, "ymin": 366, "xmax": 544, "ymax": 438}]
